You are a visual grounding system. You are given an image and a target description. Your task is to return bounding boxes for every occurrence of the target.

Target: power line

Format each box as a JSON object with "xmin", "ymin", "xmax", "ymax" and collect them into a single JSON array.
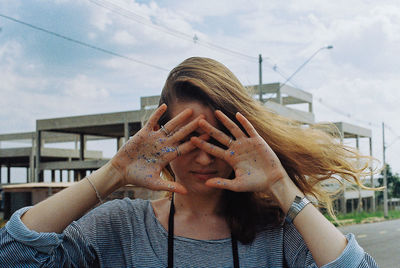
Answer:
[
  {"xmin": 316, "ymin": 97, "xmax": 382, "ymax": 128},
  {"xmin": 3, "ymin": 13, "xmax": 395, "ymax": 136},
  {"xmin": 385, "ymin": 123, "xmax": 399, "ymax": 137},
  {"xmin": 88, "ymin": 0, "xmax": 258, "ymax": 62},
  {"xmin": 0, "ymin": 13, "xmax": 169, "ymax": 72}
]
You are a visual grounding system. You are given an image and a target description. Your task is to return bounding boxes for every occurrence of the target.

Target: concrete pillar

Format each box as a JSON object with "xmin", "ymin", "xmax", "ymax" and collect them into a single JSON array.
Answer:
[
  {"xmin": 29, "ymin": 137, "xmax": 35, "ymax": 183},
  {"xmin": 79, "ymin": 134, "xmax": 85, "ymax": 160},
  {"xmin": 68, "ymin": 158, "xmax": 71, "ymax": 182},
  {"xmin": 277, "ymin": 88, "xmax": 282, "ymax": 104},
  {"xmin": 7, "ymin": 165, "xmax": 11, "ymax": 184},
  {"xmin": 29, "ymin": 155, "xmax": 35, "ymax": 183},
  {"xmin": 74, "ymin": 170, "xmax": 79, "ymax": 182},
  {"xmin": 79, "ymin": 134, "xmax": 85, "ymax": 179},
  {"xmin": 369, "ymin": 137, "xmax": 376, "ymax": 212},
  {"xmin": 339, "ymin": 134, "xmax": 347, "ymax": 214},
  {"xmin": 116, "ymin": 138, "xmax": 121, "ymax": 151},
  {"xmin": 341, "ymin": 191, "xmax": 347, "ymax": 214},
  {"xmin": 35, "ymin": 130, "xmax": 43, "ymax": 182},
  {"xmin": 356, "ymin": 135, "xmax": 362, "ymax": 213},
  {"xmin": 124, "ymin": 121, "xmax": 130, "ymax": 143}
]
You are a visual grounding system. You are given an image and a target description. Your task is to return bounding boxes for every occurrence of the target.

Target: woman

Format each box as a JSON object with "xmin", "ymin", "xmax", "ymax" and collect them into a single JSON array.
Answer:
[{"xmin": 0, "ymin": 57, "xmax": 377, "ymax": 267}]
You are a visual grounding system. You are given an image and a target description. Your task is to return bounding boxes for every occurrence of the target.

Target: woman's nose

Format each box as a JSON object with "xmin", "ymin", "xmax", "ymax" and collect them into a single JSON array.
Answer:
[{"xmin": 194, "ymin": 149, "xmax": 214, "ymax": 165}]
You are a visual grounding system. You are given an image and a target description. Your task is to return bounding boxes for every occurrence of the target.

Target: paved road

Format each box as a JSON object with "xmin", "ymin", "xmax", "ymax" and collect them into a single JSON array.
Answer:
[{"xmin": 339, "ymin": 219, "xmax": 400, "ymax": 268}]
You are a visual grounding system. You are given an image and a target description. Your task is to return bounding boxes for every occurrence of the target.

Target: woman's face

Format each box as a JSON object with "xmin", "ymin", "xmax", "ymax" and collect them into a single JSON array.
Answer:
[{"xmin": 168, "ymin": 100, "xmax": 233, "ymax": 194}]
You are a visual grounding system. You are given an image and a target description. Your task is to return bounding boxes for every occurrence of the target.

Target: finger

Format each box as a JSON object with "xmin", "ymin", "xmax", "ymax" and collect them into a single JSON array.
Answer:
[
  {"xmin": 148, "ymin": 178, "xmax": 188, "ymax": 194},
  {"xmin": 179, "ymin": 133, "xmax": 209, "ymax": 153},
  {"xmin": 214, "ymin": 110, "xmax": 247, "ymax": 139},
  {"xmin": 163, "ymin": 134, "xmax": 209, "ymax": 163},
  {"xmin": 163, "ymin": 108, "xmax": 193, "ymax": 135},
  {"xmin": 146, "ymin": 104, "xmax": 167, "ymax": 129},
  {"xmin": 205, "ymin": 178, "xmax": 241, "ymax": 192},
  {"xmin": 198, "ymin": 119, "xmax": 232, "ymax": 146},
  {"xmin": 236, "ymin": 112, "xmax": 258, "ymax": 137},
  {"xmin": 170, "ymin": 115, "xmax": 205, "ymax": 143},
  {"xmin": 190, "ymin": 136, "xmax": 226, "ymax": 159}
]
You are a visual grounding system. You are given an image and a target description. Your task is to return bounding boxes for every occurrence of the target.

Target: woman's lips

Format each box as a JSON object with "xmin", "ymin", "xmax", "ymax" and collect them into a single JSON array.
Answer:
[{"xmin": 191, "ymin": 171, "xmax": 217, "ymax": 180}]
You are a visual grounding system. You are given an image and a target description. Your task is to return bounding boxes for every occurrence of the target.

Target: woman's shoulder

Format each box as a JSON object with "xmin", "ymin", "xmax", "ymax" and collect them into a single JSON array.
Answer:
[{"xmin": 77, "ymin": 198, "xmax": 152, "ymax": 225}]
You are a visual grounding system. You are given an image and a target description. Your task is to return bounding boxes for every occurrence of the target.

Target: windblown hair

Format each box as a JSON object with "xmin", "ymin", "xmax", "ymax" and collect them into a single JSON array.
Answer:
[{"xmin": 157, "ymin": 57, "xmax": 376, "ymax": 244}]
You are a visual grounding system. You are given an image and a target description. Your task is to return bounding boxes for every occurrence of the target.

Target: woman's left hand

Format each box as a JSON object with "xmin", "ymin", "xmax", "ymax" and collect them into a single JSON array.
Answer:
[{"xmin": 190, "ymin": 110, "xmax": 289, "ymax": 195}]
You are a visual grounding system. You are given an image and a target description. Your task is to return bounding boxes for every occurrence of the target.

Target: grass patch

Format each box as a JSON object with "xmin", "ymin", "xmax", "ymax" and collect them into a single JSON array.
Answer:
[{"xmin": 326, "ymin": 210, "xmax": 400, "ymax": 226}]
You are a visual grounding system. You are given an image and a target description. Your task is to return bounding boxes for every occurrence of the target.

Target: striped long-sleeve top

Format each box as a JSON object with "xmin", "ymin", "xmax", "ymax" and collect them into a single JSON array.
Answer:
[{"xmin": 0, "ymin": 198, "xmax": 378, "ymax": 267}]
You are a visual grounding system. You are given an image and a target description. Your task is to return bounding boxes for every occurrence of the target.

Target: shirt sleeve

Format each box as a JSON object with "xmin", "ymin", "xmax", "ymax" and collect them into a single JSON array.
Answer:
[
  {"xmin": 0, "ymin": 206, "xmax": 98, "ymax": 267},
  {"xmin": 283, "ymin": 222, "xmax": 378, "ymax": 268}
]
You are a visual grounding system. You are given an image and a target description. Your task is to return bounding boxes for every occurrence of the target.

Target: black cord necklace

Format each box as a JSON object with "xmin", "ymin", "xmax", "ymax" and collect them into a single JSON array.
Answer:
[{"xmin": 167, "ymin": 193, "xmax": 239, "ymax": 268}]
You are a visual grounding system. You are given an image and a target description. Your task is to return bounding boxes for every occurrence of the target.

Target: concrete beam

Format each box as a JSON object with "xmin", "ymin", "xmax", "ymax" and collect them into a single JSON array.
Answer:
[
  {"xmin": 0, "ymin": 132, "xmax": 34, "ymax": 141},
  {"xmin": 0, "ymin": 147, "xmax": 33, "ymax": 157},
  {"xmin": 245, "ymin": 83, "xmax": 281, "ymax": 94},
  {"xmin": 0, "ymin": 131, "xmax": 109, "ymax": 143},
  {"xmin": 37, "ymin": 110, "xmax": 147, "ymax": 131},
  {"xmin": 334, "ymin": 122, "xmax": 372, "ymax": 138},
  {"xmin": 40, "ymin": 159, "xmax": 109, "ymax": 170},
  {"xmin": 344, "ymin": 189, "xmax": 375, "ymax": 199},
  {"xmin": 264, "ymin": 101, "xmax": 315, "ymax": 124},
  {"xmin": 280, "ymin": 84, "xmax": 313, "ymax": 104},
  {"xmin": 141, "ymin": 95, "xmax": 161, "ymax": 110}
]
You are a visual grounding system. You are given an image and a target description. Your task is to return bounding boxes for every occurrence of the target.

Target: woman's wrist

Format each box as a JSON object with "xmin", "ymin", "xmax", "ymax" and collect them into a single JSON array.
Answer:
[
  {"xmin": 90, "ymin": 161, "xmax": 126, "ymax": 198},
  {"xmin": 268, "ymin": 175, "xmax": 304, "ymax": 214}
]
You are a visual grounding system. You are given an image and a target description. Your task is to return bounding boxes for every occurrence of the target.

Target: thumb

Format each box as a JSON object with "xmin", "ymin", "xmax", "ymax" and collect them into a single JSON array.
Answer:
[
  {"xmin": 205, "ymin": 177, "xmax": 240, "ymax": 192},
  {"xmin": 148, "ymin": 178, "xmax": 188, "ymax": 194}
]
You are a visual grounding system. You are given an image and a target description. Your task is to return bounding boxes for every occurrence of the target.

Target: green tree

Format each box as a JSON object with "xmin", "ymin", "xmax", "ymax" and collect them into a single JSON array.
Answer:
[{"xmin": 377, "ymin": 164, "xmax": 400, "ymax": 203}]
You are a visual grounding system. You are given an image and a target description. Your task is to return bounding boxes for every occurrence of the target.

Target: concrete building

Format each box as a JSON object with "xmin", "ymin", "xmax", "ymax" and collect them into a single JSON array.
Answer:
[
  {"xmin": 0, "ymin": 83, "xmax": 375, "ymax": 218},
  {"xmin": 333, "ymin": 122, "xmax": 376, "ymax": 213},
  {"xmin": 0, "ymin": 132, "xmax": 105, "ymax": 183}
]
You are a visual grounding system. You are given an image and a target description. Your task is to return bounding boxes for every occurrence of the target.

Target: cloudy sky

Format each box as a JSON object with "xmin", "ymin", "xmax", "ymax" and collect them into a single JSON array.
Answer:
[{"xmin": 0, "ymin": 0, "xmax": 399, "ymax": 179}]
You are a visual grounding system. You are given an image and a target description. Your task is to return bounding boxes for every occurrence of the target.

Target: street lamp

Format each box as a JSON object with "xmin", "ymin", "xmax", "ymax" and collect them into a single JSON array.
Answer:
[{"xmin": 279, "ymin": 45, "xmax": 333, "ymax": 89}]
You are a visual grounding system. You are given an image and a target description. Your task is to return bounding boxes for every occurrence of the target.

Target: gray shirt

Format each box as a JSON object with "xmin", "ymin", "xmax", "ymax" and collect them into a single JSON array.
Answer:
[{"xmin": 0, "ymin": 198, "xmax": 377, "ymax": 267}]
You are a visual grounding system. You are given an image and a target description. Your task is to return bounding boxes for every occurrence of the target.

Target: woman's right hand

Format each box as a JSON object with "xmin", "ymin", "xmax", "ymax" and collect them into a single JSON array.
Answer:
[{"xmin": 110, "ymin": 104, "xmax": 203, "ymax": 194}]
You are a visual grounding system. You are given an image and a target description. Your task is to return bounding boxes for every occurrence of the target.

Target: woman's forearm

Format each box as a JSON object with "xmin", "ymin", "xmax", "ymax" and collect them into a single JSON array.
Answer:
[
  {"xmin": 21, "ymin": 162, "xmax": 123, "ymax": 234},
  {"xmin": 270, "ymin": 177, "xmax": 347, "ymax": 267}
]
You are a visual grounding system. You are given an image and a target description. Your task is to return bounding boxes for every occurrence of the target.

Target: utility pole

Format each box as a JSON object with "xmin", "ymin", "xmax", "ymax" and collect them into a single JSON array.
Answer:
[
  {"xmin": 258, "ymin": 54, "xmax": 263, "ymax": 102},
  {"xmin": 382, "ymin": 122, "xmax": 388, "ymax": 218}
]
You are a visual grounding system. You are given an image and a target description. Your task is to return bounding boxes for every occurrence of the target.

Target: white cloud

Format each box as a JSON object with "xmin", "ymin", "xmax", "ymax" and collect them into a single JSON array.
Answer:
[
  {"xmin": 90, "ymin": 4, "xmax": 113, "ymax": 31},
  {"xmin": 2, "ymin": 0, "xmax": 400, "ymax": 173},
  {"xmin": 64, "ymin": 74, "xmax": 109, "ymax": 99},
  {"xmin": 113, "ymin": 30, "xmax": 137, "ymax": 45}
]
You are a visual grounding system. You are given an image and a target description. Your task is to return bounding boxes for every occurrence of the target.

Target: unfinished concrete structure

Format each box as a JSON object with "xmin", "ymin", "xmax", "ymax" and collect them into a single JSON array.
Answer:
[
  {"xmin": 0, "ymin": 132, "xmax": 104, "ymax": 184},
  {"xmin": 31, "ymin": 83, "xmax": 315, "ymax": 183},
  {"xmin": 0, "ymin": 83, "xmax": 375, "ymax": 217},
  {"xmin": 34, "ymin": 110, "xmax": 149, "ymax": 182},
  {"xmin": 333, "ymin": 122, "xmax": 375, "ymax": 213},
  {"xmin": 246, "ymin": 83, "xmax": 314, "ymax": 124}
]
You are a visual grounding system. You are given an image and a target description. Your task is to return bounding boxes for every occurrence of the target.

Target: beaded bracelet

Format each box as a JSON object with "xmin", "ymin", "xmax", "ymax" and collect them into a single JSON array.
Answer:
[{"xmin": 86, "ymin": 176, "xmax": 104, "ymax": 204}]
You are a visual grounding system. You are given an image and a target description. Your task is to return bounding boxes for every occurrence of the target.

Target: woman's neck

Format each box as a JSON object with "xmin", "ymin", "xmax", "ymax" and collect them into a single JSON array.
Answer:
[
  {"xmin": 173, "ymin": 190, "xmax": 223, "ymax": 218},
  {"xmin": 171, "ymin": 190, "xmax": 230, "ymax": 240}
]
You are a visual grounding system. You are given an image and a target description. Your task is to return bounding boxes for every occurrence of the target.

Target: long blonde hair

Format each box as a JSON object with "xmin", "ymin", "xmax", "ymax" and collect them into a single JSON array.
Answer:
[{"xmin": 158, "ymin": 57, "xmax": 376, "ymax": 242}]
